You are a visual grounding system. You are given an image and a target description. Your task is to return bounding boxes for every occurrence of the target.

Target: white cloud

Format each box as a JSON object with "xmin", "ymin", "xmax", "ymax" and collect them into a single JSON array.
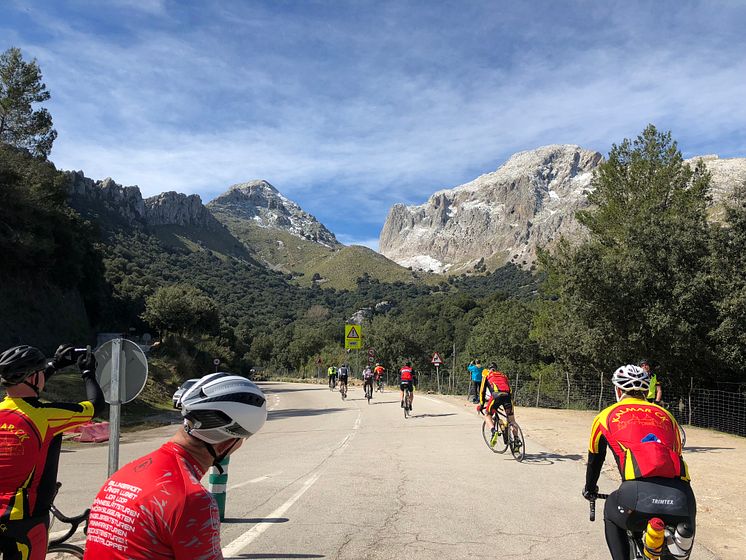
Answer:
[{"xmin": 4, "ymin": 1, "xmax": 745, "ymax": 240}]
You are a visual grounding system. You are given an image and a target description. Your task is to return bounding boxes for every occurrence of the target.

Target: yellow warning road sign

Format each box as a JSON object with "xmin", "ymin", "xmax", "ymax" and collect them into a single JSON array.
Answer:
[{"xmin": 345, "ymin": 324, "xmax": 362, "ymax": 349}]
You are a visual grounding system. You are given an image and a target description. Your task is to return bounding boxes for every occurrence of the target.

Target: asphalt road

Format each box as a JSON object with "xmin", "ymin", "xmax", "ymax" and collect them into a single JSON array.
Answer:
[{"xmin": 55, "ymin": 381, "xmax": 718, "ymax": 559}]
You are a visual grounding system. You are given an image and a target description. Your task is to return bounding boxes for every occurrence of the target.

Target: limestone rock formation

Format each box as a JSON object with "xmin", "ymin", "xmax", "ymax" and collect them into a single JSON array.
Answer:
[
  {"xmin": 67, "ymin": 171, "xmax": 146, "ymax": 224},
  {"xmin": 379, "ymin": 145, "xmax": 603, "ymax": 272},
  {"xmin": 380, "ymin": 146, "xmax": 746, "ymax": 273},
  {"xmin": 207, "ymin": 180, "xmax": 340, "ymax": 247},
  {"xmin": 145, "ymin": 191, "xmax": 224, "ymax": 231}
]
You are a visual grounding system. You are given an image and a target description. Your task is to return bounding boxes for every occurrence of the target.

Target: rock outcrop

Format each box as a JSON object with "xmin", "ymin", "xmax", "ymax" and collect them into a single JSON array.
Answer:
[
  {"xmin": 379, "ymin": 145, "xmax": 603, "ymax": 272},
  {"xmin": 207, "ymin": 180, "xmax": 340, "ymax": 247},
  {"xmin": 380, "ymin": 146, "xmax": 746, "ymax": 273},
  {"xmin": 67, "ymin": 171, "xmax": 146, "ymax": 224},
  {"xmin": 145, "ymin": 191, "xmax": 224, "ymax": 231}
]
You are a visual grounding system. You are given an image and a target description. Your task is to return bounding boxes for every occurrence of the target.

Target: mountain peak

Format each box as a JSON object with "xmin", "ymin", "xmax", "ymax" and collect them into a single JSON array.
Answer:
[{"xmin": 208, "ymin": 180, "xmax": 340, "ymax": 248}]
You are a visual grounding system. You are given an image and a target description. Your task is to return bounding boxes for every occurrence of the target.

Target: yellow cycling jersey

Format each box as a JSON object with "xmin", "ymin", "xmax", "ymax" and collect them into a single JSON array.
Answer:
[{"xmin": 0, "ymin": 396, "xmax": 94, "ymax": 521}]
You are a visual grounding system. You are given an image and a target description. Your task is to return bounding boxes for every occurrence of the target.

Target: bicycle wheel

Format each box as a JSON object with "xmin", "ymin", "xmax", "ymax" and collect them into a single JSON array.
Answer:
[
  {"xmin": 403, "ymin": 390, "xmax": 411, "ymax": 418},
  {"xmin": 679, "ymin": 424, "xmax": 687, "ymax": 448},
  {"xmin": 508, "ymin": 422, "xmax": 526, "ymax": 462},
  {"xmin": 47, "ymin": 543, "xmax": 84, "ymax": 559}
]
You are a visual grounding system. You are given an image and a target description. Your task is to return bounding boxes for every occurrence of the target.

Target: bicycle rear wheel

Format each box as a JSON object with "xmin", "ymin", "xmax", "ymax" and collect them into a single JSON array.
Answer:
[
  {"xmin": 403, "ymin": 390, "xmax": 411, "ymax": 418},
  {"xmin": 508, "ymin": 422, "xmax": 526, "ymax": 462},
  {"xmin": 47, "ymin": 544, "xmax": 84, "ymax": 559},
  {"xmin": 482, "ymin": 417, "xmax": 508, "ymax": 454}
]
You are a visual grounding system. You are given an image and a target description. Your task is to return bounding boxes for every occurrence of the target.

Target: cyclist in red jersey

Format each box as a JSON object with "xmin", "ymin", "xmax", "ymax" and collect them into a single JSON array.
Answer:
[
  {"xmin": 83, "ymin": 373, "xmax": 267, "ymax": 560},
  {"xmin": 476, "ymin": 362, "xmax": 518, "ymax": 445},
  {"xmin": 399, "ymin": 362, "xmax": 417, "ymax": 408},
  {"xmin": 0, "ymin": 344, "xmax": 103, "ymax": 560},
  {"xmin": 582, "ymin": 365, "xmax": 695, "ymax": 560}
]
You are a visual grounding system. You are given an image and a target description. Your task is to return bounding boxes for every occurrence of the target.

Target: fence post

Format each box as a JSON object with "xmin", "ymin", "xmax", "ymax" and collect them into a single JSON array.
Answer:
[
  {"xmin": 536, "ymin": 372, "xmax": 542, "ymax": 408},
  {"xmin": 515, "ymin": 372, "xmax": 520, "ymax": 404},
  {"xmin": 598, "ymin": 370, "xmax": 604, "ymax": 411},
  {"xmin": 566, "ymin": 370, "xmax": 571, "ymax": 409},
  {"xmin": 688, "ymin": 377, "xmax": 693, "ymax": 426}
]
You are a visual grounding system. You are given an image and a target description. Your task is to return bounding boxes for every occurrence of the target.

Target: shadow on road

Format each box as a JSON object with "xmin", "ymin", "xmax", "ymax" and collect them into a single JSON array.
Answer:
[
  {"xmin": 520, "ymin": 451, "xmax": 584, "ymax": 465},
  {"xmin": 268, "ymin": 408, "xmax": 347, "ymax": 419},
  {"xmin": 223, "ymin": 517, "xmax": 289, "ymax": 524},
  {"xmin": 681, "ymin": 446, "xmax": 735, "ymax": 453},
  {"xmin": 369, "ymin": 400, "xmax": 399, "ymax": 405},
  {"xmin": 409, "ymin": 413, "xmax": 457, "ymax": 419},
  {"xmin": 233, "ymin": 554, "xmax": 324, "ymax": 559}
]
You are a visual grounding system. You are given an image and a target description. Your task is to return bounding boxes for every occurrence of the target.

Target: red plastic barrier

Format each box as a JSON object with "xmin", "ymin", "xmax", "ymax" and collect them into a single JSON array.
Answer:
[{"xmin": 65, "ymin": 422, "xmax": 110, "ymax": 443}]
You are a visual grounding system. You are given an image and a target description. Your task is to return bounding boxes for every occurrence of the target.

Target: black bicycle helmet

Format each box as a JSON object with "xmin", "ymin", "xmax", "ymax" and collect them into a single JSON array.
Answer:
[{"xmin": 0, "ymin": 345, "xmax": 48, "ymax": 386}]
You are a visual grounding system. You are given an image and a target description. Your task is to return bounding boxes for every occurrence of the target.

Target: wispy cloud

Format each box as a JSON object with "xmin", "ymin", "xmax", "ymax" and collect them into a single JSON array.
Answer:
[{"xmin": 2, "ymin": 1, "xmax": 745, "ymax": 246}]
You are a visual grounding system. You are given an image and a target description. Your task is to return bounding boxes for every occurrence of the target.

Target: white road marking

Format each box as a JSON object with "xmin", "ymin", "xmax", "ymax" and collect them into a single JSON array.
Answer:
[
  {"xmin": 353, "ymin": 410, "xmax": 361, "ymax": 430},
  {"xmin": 222, "ymin": 472, "xmax": 321, "ymax": 558},
  {"xmin": 228, "ymin": 471, "xmax": 282, "ymax": 491}
]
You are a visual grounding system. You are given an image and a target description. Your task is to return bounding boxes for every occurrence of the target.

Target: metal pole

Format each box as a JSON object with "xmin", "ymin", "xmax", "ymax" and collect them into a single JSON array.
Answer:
[
  {"xmin": 598, "ymin": 370, "xmax": 604, "ymax": 411},
  {"xmin": 566, "ymin": 370, "xmax": 571, "ymax": 409},
  {"xmin": 536, "ymin": 372, "xmax": 542, "ymax": 408},
  {"xmin": 108, "ymin": 338, "xmax": 122, "ymax": 477},
  {"xmin": 452, "ymin": 342, "xmax": 456, "ymax": 393},
  {"xmin": 436, "ymin": 365, "xmax": 440, "ymax": 393}
]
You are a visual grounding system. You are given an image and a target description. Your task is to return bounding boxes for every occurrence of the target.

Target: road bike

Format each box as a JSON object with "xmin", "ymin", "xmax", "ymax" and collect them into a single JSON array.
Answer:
[
  {"xmin": 480, "ymin": 405, "xmax": 525, "ymax": 461},
  {"xmin": 339, "ymin": 380, "xmax": 348, "ymax": 400},
  {"xmin": 364, "ymin": 380, "xmax": 373, "ymax": 403},
  {"xmin": 588, "ymin": 493, "xmax": 694, "ymax": 560},
  {"xmin": 46, "ymin": 483, "xmax": 89, "ymax": 559},
  {"xmin": 376, "ymin": 378, "xmax": 384, "ymax": 392},
  {"xmin": 402, "ymin": 386, "xmax": 413, "ymax": 418}
]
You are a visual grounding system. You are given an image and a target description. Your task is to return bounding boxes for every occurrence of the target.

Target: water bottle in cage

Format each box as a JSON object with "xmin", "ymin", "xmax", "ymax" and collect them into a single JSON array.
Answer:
[{"xmin": 666, "ymin": 522, "xmax": 694, "ymax": 559}]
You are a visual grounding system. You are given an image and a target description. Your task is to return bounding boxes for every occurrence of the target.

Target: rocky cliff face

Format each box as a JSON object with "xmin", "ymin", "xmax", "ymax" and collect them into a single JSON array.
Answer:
[
  {"xmin": 379, "ymin": 145, "xmax": 603, "ymax": 272},
  {"xmin": 67, "ymin": 171, "xmax": 147, "ymax": 224},
  {"xmin": 67, "ymin": 172, "xmax": 225, "ymax": 231},
  {"xmin": 207, "ymin": 180, "xmax": 340, "ymax": 247},
  {"xmin": 380, "ymin": 147, "xmax": 746, "ymax": 273},
  {"xmin": 144, "ymin": 191, "xmax": 224, "ymax": 231}
]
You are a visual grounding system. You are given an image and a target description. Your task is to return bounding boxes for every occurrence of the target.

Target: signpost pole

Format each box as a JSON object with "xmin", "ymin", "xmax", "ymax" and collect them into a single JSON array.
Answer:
[
  {"xmin": 107, "ymin": 338, "xmax": 122, "ymax": 477},
  {"xmin": 436, "ymin": 364, "xmax": 440, "ymax": 393}
]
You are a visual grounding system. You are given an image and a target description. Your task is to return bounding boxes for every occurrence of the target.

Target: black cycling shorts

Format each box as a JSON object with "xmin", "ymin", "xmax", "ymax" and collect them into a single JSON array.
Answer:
[
  {"xmin": 486, "ymin": 392, "xmax": 513, "ymax": 416},
  {"xmin": 400, "ymin": 381, "xmax": 414, "ymax": 392},
  {"xmin": 338, "ymin": 375, "xmax": 348, "ymax": 384},
  {"xmin": 605, "ymin": 478, "xmax": 696, "ymax": 533}
]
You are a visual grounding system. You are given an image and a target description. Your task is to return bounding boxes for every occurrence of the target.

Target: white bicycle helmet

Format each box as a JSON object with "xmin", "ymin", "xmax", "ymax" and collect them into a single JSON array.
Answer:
[
  {"xmin": 612, "ymin": 364, "xmax": 650, "ymax": 393},
  {"xmin": 180, "ymin": 373, "xmax": 267, "ymax": 444}
]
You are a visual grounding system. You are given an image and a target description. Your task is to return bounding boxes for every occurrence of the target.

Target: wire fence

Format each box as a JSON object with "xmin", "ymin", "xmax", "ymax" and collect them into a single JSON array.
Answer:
[{"xmin": 287, "ymin": 364, "xmax": 746, "ymax": 438}]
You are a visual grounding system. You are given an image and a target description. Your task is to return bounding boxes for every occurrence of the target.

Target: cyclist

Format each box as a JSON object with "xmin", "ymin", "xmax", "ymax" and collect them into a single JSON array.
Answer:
[
  {"xmin": 468, "ymin": 359, "xmax": 483, "ymax": 403},
  {"xmin": 362, "ymin": 365, "xmax": 374, "ymax": 397},
  {"xmin": 582, "ymin": 365, "xmax": 695, "ymax": 560},
  {"xmin": 373, "ymin": 362, "xmax": 385, "ymax": 391},
  {"xmin": 639, "ymin": 358, "xmax": 663, "ymax": 404},
  {"xmin": 0, "ymin": 344, "xmax": 104, "ymax": 560},
  {"xmin": 84, "ymin": 373, "xmax": 267, "ymax": 559},
  {"xmin": 399, "ymin": 362, "xmax": 417, "ymax": 409},
  {"xmin": 327, "ymin": 364, "xmax": 337, "ymax": 389},
  {"xmin": 476, "ymin": 362, "xmax": 518, "ymax": 447},
  {"xmin": 337, "ymin": 363, "xmax": 349, "ymax": 394}
]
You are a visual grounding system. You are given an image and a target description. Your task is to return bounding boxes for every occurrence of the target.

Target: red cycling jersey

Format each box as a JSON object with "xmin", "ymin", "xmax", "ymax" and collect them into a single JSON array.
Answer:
[
  {"xmin": 589, "ymin": 397, "xmax": 689, "ymax": 481},
  {"xmin": 399, "ymin": 366, "xmax": 413, "ymax": 382},
  {"xmin": 83, "ymin": 442, "xmax": 223, "ymax": 560}
]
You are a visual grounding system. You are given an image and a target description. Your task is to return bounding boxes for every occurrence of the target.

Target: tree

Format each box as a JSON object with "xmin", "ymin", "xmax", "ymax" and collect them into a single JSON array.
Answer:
[
  {"xmin": 536, "ymin": 125, "xmax": 716, "ymax": 385},
  {"xmin": 141, "ymin": 284, "xmax": 220, "ymax": 337},
  {"xmin": 0, "ymin": 47, "xmax": 57, "ymax": 158}
]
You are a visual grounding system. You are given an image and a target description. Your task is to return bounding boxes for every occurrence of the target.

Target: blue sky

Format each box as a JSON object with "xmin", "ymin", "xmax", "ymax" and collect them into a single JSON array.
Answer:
[{"xmin": 2, "ymin": 1, "xmax": 746, "ymax": 249}]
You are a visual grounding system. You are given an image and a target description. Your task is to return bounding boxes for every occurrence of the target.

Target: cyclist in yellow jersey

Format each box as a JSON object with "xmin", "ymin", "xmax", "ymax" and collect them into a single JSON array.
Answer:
[
  {"xmin": 0, "ymin": 344, "xmax": 104, "ymax": 560},
  {"xmin": 583, "ymin": 365, "xmax": 694, "ymax": 560}
]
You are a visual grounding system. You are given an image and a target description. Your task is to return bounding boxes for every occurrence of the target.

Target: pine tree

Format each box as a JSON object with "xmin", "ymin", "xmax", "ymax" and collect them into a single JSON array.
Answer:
[{"xmin": 0, "ymin": 47, "xmax": 57, "ymax": 158}]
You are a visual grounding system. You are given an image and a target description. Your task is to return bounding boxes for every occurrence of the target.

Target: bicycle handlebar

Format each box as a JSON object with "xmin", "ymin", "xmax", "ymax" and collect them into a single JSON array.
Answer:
[{"xmin": 588, "ymin": 493, "xmax": 609, "ymax": 522}]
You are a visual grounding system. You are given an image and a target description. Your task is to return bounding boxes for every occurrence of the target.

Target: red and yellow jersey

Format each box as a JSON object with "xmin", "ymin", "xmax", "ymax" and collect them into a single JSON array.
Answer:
[
  {"xmin": 479, "ymin": 369, "xmax": 511, "ymax": 404},
  {"xmin": 84, "ymin": 442, "xmax": 223, "ymax": 560},
  {"xmin": 0, "ymin": 396, "xmax": 94, "ymax": 522},
  {"xmin": 373, "ymin": 366, "xmax": 385, "ymax": 378},
  {"xmin": 589, "ymin": 397, "xmax": 689, "ymax": 481}
]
